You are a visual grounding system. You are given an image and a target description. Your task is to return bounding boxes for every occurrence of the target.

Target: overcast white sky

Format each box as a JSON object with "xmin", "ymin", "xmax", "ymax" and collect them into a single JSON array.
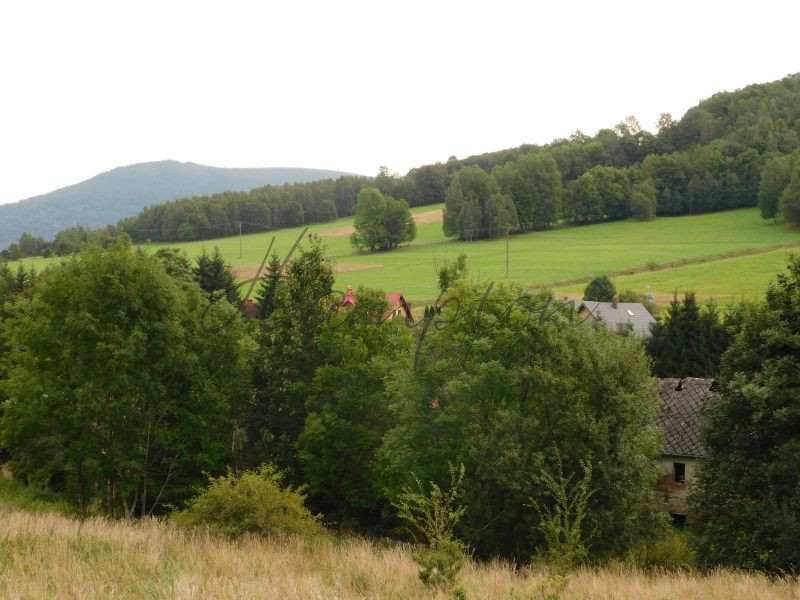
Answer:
[{"xmin": 0, "ymin": 1, "xmax": 798, "ymax": 205}]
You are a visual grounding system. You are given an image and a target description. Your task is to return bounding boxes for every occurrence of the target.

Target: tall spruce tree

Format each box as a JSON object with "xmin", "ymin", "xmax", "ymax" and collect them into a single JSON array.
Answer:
[
  {"xmin": 646, "ymin": 293, "xmax": 732, "ymax": 377},
  {"xmin": 193, "ymin": 247, "xmax": 240, "ymax": 304},
  {"xmin": 246, "ymin": 235, "xmax": 337, "ymax": 481}
]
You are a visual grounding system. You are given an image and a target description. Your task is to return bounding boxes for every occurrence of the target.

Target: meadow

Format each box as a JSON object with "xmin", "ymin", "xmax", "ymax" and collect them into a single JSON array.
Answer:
[
  {"xmin": 1, "ymin": 492, "xmax": 799, "ymax": 600},
  {"xmin": 11, "ymin": 206, "xmax": 799, "ymax": 307},
  {"xmin": 555, "ymin": 247, "xmax": 798, "ymax": 304}
]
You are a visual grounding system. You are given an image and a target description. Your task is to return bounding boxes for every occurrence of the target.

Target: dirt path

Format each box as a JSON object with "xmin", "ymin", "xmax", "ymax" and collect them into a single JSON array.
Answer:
[
  {"xmin": 234, "ymin": 262, "xmax": 382, "ymax": 280},
  {"xmin": 317, "ymin": 208, "xmax": 442, "ymax": 238}
]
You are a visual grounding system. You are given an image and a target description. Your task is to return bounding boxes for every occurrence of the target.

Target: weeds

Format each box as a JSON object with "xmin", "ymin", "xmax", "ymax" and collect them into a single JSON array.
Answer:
[{"xmin": 394, "ymin": 463, "xmax": 468, "ymax": 595}]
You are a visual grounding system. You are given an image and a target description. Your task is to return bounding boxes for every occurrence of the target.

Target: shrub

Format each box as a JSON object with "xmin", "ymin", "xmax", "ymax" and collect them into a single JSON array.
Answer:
[
  {"xmin": 174, "ymin": 465, "xmax": 323, "ymax": 538},
  {"xmin": 626, "ymin": 529, "xmax": 695, "ymax": 571},
  {"xmin": 0, "ymin": 477, "xmax": 71, "ymax": 515},
  {"xmin": 618, "ymin": 289, "xmax": 657, "ymax": 316},
  {"xmin": 412, "ymin": 539, "xmax": 466, "ymax": 592},
  {"xmin": 531, "ymin": 450, "xmax": 595, "ymax": 572},
  {"xmin": 436, "ymin": 252, "xmax": 469, "ymax": 292},
  {"xmin": 394, "ymin": 464, "xmax": 467, "ymax": 593}
]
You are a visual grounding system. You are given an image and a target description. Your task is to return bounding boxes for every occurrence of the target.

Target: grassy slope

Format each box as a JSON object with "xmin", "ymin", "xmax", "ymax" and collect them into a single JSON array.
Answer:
[
  {"xmin": 11, "ymin": 207, "xmax": 799, "ymax": 306},
  {"xmin": 555, "ymin": 247, "xmax": 796, "ymax": 303},
  {"xmin": 1, "ymin": 499, "xmax": 798, "ymax": 599}
]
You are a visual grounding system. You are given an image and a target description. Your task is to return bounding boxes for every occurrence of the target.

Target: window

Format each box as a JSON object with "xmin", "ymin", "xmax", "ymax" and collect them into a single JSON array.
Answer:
[
  {"xmin": 674, "ymin": 462, "xmax": 686, "ymax": 483},
  {"xmin": 670, "ymin": 513, "xmax": 687, "ymax": 527}
]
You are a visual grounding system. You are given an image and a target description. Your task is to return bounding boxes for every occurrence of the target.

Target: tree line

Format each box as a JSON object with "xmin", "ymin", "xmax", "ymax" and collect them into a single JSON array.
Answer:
[{"xmin": 4, "ymin": 74, "xmax": 800, "ymax": 259}]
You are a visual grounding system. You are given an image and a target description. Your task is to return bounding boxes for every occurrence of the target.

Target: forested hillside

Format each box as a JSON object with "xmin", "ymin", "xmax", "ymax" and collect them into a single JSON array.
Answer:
[
  {"xmin": 4, "ymin": 74, "xmax": 800, "ymax": 259},
  {"xmin": 0, "ymin": 161, "xmax": 350, "ymax": 249},
  {"xmin": 442, "ymin": 74, "xmax": 800, "ymax": 239},
  {"xmin": 116, "ymin": 74, "xmax": 800, "ymax": 245}
]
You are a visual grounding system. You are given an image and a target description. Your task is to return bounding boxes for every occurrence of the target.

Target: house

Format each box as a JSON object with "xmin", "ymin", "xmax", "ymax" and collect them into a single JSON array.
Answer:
[
  {"xmin": 577, "ymin": 296, "xmax": 655, "ymax": 337},
  {"xmin": 655, "ymin": 377, "xmax": 716, "ymax": 525},
  {"xmin": 342, "ymin": 286, "xmax": 414, "ymax": 322},
  {"xmin": 240, "ymin": 298, "xmax": 261, "ymax": 319}
]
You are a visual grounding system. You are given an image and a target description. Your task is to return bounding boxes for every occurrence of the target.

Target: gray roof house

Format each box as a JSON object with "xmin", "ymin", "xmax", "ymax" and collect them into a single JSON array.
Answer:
[
  {"xmin": 654, "ymin": 377, "xmax": 716, "ymax": 521},
  {"xmin": 577, "ymin": 297, "xmax": 656, "ymax": 338}
]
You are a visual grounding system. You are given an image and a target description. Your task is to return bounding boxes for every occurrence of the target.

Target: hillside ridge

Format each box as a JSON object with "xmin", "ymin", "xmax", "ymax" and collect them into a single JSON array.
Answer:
[{"xmin": 0, "ymin": 160, "xmax": 353, "ymax": 247}]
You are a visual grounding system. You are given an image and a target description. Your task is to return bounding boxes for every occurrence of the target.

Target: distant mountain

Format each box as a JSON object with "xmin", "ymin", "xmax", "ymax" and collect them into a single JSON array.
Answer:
[{"xmin": 0, "ymin": 161, "xmax": 352, "ymax": 248}]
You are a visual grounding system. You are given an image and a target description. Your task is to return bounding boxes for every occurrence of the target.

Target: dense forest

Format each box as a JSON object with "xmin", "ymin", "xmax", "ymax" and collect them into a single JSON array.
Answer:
[{"xmin": 4, "ymin": 74, "xmax": 800, "ymax": 259}]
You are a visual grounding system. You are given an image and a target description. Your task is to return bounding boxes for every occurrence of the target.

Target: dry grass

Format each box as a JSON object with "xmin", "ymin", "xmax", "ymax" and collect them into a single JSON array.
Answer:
[{"xmin": 0, "ymin": 504, "xmax": 798, "ymax": 599}]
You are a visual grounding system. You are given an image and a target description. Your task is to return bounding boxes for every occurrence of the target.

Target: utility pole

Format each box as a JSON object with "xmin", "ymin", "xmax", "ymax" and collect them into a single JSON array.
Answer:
[
  {"xmin": 505, "ymin": 228, "xmax": 509, "ymax": 278},
  {"xmin": 239, "ymin": 221, "xmax": 243, "ymax": 258}
]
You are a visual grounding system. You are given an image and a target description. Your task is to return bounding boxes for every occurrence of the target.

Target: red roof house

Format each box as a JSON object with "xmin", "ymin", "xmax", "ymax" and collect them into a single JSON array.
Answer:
[{"xmin": 342, "ymin": 286, "xmax": 413, "ymax": 322}]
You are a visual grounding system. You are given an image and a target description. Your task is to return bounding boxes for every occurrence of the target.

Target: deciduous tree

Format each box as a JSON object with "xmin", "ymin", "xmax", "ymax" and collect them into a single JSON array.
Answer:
[
  {"xmin": 583, "ymin": 276, "xmax": 616, "ymax": 302},
  {"xmin": 779, "ymin": 162, "xmax": 800, "ymax": 226},
  {"xmin": 691, "ymin": 256, "xmax": 800, "ymax": 571},
  {"xmin": 350, "ymin": 188, "xmax": 416, "ymax": 251},
  {"xmin": 379, "ymin": 281, "xmax": 662, "ymax": 560},
  {"xmin": 0, "ymin": 246, "xmax": 253, "ymax": 518}
]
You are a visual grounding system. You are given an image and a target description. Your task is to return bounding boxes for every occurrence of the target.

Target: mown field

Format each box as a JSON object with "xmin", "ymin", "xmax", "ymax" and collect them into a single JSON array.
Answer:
[
  {"xmin": 11, "ymin": 207, "xmax": 800, "ymax": 307},
  {"xmin": 1, "ymin": 487, "xmax": 799, "ymax": 600},
  {"xmin": 555, "ymin": 247, "xmax": 798, "ymax": 304}
]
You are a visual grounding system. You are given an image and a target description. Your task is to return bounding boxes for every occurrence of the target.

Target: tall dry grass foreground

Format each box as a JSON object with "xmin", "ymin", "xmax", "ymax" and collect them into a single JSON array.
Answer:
[{"xmin": 1, "ymin": 503, "xmax": 799, "ymax": 600}]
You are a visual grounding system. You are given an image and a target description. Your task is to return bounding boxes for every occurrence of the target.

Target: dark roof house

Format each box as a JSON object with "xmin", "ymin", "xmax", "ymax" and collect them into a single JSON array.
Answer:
[
  {"xmin": 655, "ymin": 377, "xmax": 716, "ymax": 520},
  {"xmin": 658, "ymin": 377, "xmax": 715, "ymax": 459}
]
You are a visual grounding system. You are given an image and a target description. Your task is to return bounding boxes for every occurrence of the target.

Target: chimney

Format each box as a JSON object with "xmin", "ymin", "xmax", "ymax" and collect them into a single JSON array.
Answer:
[{"xmin": 611, "ymin": 295, "xmax": 619, "ymax": 309}]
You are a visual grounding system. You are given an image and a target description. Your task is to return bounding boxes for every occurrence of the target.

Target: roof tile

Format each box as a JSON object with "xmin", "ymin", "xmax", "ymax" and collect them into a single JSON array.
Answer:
[{"xmin": 658, "ymin": 377, "xmax": 715, "ymax": 458}]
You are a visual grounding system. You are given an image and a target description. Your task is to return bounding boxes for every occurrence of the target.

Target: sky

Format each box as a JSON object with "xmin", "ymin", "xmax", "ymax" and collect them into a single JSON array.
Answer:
[{"xmin": 0, "ymin": 0, "xmax": 798, "ymax": 205}]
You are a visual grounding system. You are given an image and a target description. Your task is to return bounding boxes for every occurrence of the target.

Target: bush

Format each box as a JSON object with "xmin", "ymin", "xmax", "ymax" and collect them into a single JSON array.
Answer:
[
  {"xmin": 0, "ymin": 477, "xmax": 72, "ymax": 515},
  {"xmin": 412, "ymin": 539, "xmax": 466, "ymax": 592},
  {"xmin": 174, "ymin": 465, "xmax": 323, "ymax": 538},
  {"xmin": 626, "ymin": 529, "xmax": 695, "ymax": 571},
  {"xmin": 618, "ymin": 289, "xmax": 657, "ymax": 316},
  {"xmin": 531, "ymin": 451, "xmax": 594, "ymax": 572},
  {"xmin": 394, "ymin": 464, "xmax": 467, "ymax": 593}
]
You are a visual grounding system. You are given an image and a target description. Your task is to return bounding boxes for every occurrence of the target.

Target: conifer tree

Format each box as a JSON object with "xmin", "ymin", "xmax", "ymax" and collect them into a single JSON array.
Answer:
[
  {"xmin": 193, "ymin": 247, "xmax": 240, "ymax": 304},
  {"xmin": 646, "ymin": 293, "xmax": 733, "ymax": 377}
]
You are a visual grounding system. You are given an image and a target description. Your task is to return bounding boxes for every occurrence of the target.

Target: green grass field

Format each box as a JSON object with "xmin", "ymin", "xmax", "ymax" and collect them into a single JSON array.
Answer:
[
  {"xmin": 10, "ymin": 206, "xmax": 799, "ymax": 307},
  {"xmin": 555, "ymin": 247, "xmax": 796, "ymax": 303}
]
